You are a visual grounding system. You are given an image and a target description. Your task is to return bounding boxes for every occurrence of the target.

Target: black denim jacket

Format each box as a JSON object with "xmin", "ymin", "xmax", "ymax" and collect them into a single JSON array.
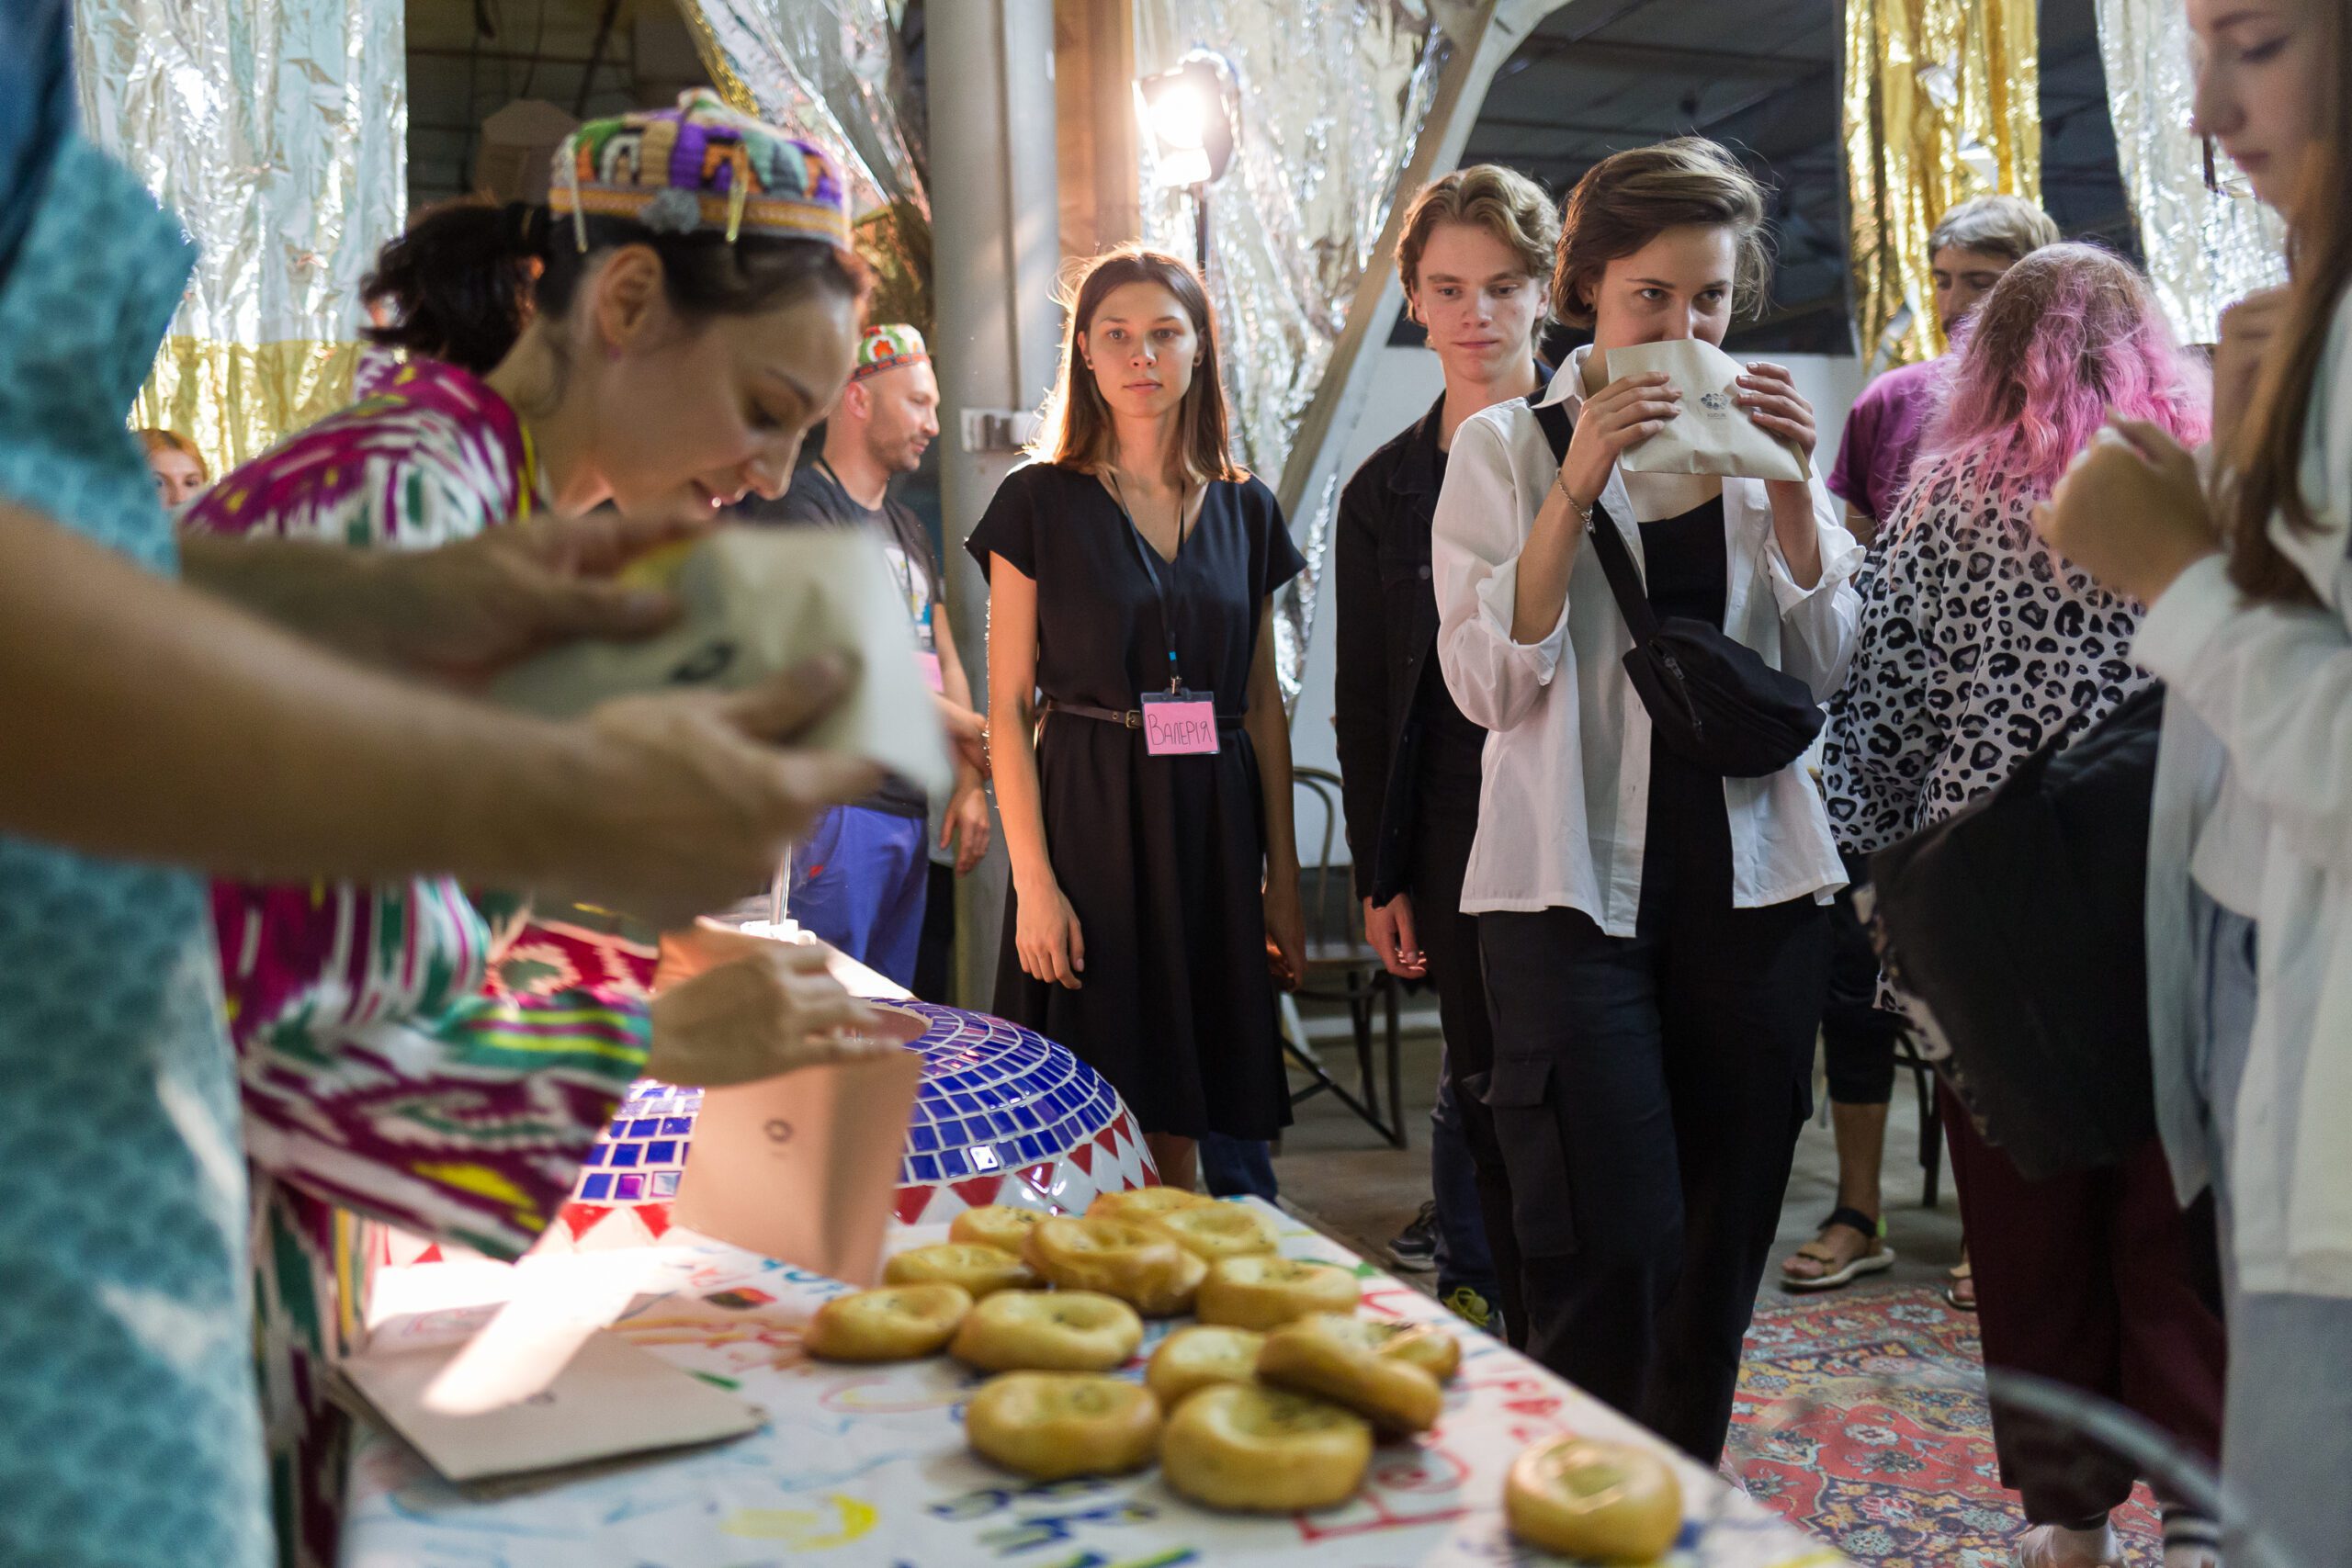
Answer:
[{"xmin": 1331, "ymin": 377, "xmax": 1541, "ymax": 903}]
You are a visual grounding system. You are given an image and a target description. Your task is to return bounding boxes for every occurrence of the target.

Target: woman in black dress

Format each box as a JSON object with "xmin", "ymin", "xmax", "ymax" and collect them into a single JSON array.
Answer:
[{"xmin": 967, "ymin": 244, "xmax": 1306, "ymax": 1193}]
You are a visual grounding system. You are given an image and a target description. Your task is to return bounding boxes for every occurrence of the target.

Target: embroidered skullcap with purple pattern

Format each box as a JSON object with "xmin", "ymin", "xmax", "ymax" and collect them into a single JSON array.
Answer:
[
  {"xmin": 853, "ymin": 323, "xmax": 929, "ymax": 381},
  {"xmin": 549, "ymin": 88, "xmax": 851, "ymax": 252}
]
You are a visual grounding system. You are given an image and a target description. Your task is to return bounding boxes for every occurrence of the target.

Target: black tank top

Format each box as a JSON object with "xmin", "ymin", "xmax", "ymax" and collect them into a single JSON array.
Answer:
[
  {"xmin": 1637, "ymin": 495, "xmax": 1728, "ymax": 626},
  {"xmin": 1634, "ymin": 496, "xmax": 1733, "ymax": 911}
]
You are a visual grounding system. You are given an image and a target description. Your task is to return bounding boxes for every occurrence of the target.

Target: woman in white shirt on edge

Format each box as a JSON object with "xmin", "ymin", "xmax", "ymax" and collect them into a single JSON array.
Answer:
[
  {"xmin": 2039, "ymin": 2, "xmax": 2349, "ymax": 1562},
  {"xmin": 1430, "ymin": 137, "xmax": 1860, "ymax": 1464}
]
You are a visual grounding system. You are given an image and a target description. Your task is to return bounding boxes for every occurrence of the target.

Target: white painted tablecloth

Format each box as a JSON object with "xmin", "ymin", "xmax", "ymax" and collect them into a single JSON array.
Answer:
[{"xmin": 340, "ymin": 1199, "xmax": 1849, "ymax": 1567}]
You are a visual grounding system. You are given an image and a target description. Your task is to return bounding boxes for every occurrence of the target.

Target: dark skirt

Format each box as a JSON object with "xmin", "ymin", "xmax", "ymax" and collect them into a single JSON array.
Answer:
[{"xmin": 990, "ymin": 713, "xmax": 1291, "ymax": 1140}]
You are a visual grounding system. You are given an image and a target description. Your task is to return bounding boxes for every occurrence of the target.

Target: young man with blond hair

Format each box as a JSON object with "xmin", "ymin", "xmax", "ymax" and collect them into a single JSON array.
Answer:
[{"xmin": 1333, "ymin": 164, "xmax": 1559, "ymax": 1339}]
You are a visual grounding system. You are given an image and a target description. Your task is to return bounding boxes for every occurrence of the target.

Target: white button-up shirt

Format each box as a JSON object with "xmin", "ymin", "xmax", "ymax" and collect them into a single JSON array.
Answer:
[
  {"xmin": 2140, "ymin": 283, "xmax": 2352, "ymax": 1298},
  {"xmin": 1430, "ymin": 349, "xmax": 1864, "ymax": 935}
]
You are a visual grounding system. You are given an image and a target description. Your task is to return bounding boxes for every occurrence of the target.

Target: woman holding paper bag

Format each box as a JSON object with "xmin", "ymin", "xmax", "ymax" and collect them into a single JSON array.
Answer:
[
  {"xmin": 968, "ymin": 246, "xmax": 1306, "ymax": 1197},
  {"xmin": 1430, "ymin": 138, "xmax": 1860, "ymax": 1463},
  {"xmin": 184, "ymin": 95, "xmax": 896, "ymax": 1568}
]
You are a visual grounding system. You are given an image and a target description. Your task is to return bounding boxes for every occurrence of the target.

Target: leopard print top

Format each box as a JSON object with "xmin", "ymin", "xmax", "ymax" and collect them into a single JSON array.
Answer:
[{"xmin": 1820, "ymin": 446, "xmax": 2153, "ymax": 858}]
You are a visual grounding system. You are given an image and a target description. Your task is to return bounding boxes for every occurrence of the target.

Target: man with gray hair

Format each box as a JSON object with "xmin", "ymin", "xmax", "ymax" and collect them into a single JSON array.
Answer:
[{"xmin": 1783, "ymin": 193, "xmax": 2061, "ymax": 1302}]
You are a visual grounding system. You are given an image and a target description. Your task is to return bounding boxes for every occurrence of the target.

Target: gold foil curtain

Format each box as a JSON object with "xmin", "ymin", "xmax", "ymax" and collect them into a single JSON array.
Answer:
[
  {"xmin": 74, "ymin": 0, "xmax": 407, "ymax": 471},
  {"xmin": 1842, "ymin": 0, "xmax": 2041, "ymax": 369},
  {"xmin": 2092, "ymin": 0, "xmax": 2286, "ymax": 344}
]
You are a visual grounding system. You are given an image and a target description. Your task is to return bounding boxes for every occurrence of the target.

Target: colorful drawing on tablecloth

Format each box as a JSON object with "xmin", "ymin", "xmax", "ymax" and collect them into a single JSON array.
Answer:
[
  {"xmin": 703, "ymin": 1287, "xmax": 775, "ymax": 1310},
  {"xmin": 929, "ymin": 1476, "xmax": 1173, "ymax": 1557},
  {"xmin": 721, "ymin": 1493, "xmax": 878, "ymax": 1547},
  {"xmin": 338, "ymin": 1201, "xmax": 1851, "ymax": 1568}
]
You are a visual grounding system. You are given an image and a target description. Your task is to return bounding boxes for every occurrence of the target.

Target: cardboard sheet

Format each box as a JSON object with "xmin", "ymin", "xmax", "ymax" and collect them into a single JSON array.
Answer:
[{"xmin": 337, "ymin": 1328, "xmax": 763, "ymax": 1489}]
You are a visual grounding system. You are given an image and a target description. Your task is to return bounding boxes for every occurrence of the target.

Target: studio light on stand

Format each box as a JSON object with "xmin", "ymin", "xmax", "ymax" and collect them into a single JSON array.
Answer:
[{"xmin": 1136, "ymin": 51, "xmax": 1237, "ymax": 275}]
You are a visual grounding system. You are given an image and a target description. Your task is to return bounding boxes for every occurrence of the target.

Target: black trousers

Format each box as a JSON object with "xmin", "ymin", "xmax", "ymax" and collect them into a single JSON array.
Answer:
[
  {"xmin": 1407, "ymin": 773, "xmax": 1525, "ymax": 1345},
  {"xmin": 913, "ymin": 861, "xmax": 956, "ymax": 1004},
  {"xmin": 1475, "ymin": 760, "xmax": 1829, "ymax": 1462},
  {"xmin": 1822, "ymin": 849, "xmax": 1903, "ymax": 1105}
]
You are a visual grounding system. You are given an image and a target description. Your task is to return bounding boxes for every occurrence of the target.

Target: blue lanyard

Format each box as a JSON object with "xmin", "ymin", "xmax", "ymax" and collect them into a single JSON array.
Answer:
[{"xmin": 1106, "ymin": 470, "xmax": 1191, "ymax": 694}]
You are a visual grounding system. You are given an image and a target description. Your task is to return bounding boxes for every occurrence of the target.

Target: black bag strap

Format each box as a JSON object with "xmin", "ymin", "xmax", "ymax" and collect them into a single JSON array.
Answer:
[{"xmin": 1527, "ymin": 396, "xmax": 1661, "ymax": 643}]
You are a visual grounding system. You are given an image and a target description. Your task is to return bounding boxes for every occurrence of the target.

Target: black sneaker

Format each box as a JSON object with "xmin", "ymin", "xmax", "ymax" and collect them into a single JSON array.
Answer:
[{"xmin": 1385, "ymin": 1200, "xmax": 1438, "ymax": 1272}]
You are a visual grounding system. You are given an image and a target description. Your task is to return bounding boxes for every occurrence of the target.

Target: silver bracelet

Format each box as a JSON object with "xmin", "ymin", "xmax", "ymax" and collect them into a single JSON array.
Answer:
[{"xmin": 1553, "ymin": 469, "xmax": 1596, "ymax": 528}]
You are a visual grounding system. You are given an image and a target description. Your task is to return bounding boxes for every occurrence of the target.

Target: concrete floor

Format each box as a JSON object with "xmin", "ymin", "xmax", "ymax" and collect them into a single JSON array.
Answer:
[{"xmin": 1272, "ymin": 1011, "xmax": 1968, "ymax": 1312}]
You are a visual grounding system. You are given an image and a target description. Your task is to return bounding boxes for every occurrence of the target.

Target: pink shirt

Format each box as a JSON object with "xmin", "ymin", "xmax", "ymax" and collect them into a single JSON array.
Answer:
[{"xmin": 1827, "ymin": 357, "xmax": 1946, "ymax": 525}]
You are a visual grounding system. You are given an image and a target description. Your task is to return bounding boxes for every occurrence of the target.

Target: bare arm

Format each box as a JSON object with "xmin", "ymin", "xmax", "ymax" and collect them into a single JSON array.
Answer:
[
  {"xmin": 933, "ymin": 598, "xmax": 984, "ymax": 790},
  {"xmin": 984, "ymin": 558, "xmax": 1051, "ymax": 897},
  {"xmin": 178, "ymin": 512, "xmax": 697, "ymax": 676},
  {"xmin": 0, "ymin": 502, "xmax": 876, "ymax": 928},
  {"xmin": 1244, "ymin": 598, "xmax": 1304, "ymax": 988},
  {"xmin": 1515, "ymin": 371, "xmax": 1681, "ymax": 641},
  {"xmin": 1510, "ymin": 480, "xmax": 1590, "ymax": 645},
  {"xmin": 931, "ymin": 596, "xmax": 992, "ymax": 873},
  {"xmin": 984, "ymin": 555, "xmax": 1083, "ymax": 987}
]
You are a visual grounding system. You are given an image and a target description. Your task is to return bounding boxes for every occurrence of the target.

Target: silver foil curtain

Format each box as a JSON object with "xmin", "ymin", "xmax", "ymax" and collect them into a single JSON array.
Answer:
[
  {"xmin": 2093, "ymin": 0, "xmax": 2285, "ymax": 344},
  {"xmin": 1134, "ymin": 1, "xmax": 1446, "ymax": 703},
  {"xmin": 681, "ymin": 0, "xmax": 926, "ymax": 219},
  {"xmin": 74, "ymin": 0, "xmax": 408, "ymax": 468}
]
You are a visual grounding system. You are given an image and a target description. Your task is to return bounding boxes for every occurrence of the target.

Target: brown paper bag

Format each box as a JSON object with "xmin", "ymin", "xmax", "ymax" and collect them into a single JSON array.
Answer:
[
  {"xmin": 671, "ymin": 1041, "xmax": 925, "ymax": 1286},
  {"xmin": 1607, "ymin": 338, "xmax": 1812, "ymax": 483}
]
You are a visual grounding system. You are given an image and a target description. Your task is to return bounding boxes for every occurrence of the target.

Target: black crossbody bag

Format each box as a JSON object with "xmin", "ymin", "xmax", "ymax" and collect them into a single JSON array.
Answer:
[
  {"xmin": 1527, "ymin": 397, "xmax": 1822, "ymax": 777},
  {"xmin": 1863, "ymin": 684, "xmax": 2165, "ymax": 1179}
]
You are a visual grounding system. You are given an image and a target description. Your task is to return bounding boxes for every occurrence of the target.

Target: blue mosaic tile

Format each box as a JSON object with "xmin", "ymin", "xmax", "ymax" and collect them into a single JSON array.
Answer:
[{"xmin": 565, "ymin": 1002, "xmax": 1138, "ymax": 1215}]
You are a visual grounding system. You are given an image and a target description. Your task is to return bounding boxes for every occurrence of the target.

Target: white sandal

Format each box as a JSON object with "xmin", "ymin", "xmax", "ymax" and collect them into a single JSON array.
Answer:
[{"xmin": 1781, "ymin": 1206, "xmax": 1896, "ymax": 1292}]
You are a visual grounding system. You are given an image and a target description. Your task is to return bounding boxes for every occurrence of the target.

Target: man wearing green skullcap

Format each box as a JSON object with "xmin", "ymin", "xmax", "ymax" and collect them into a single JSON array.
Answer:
[{"xmin": 743, "ymin": 323, "xmax": 992, "ymax": 988}]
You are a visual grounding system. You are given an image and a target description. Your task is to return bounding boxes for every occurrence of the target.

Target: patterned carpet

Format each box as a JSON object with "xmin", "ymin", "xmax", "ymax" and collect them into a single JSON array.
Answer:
[{"xmin": 1730, "ymin": 1285, "xmax": 2164, "ymax": 1567}]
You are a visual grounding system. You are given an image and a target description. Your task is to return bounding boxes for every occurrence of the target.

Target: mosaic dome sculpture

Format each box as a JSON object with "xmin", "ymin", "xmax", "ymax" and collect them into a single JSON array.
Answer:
[{"xmin": 544, "ymin": 1002, "xmax": 1158, "ymax": 1252}]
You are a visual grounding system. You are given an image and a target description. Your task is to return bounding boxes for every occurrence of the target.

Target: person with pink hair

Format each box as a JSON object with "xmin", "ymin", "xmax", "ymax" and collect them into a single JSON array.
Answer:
[{"xmin": 1821, "ymin": 242, "xmax": 2222, "ymax": 1568}]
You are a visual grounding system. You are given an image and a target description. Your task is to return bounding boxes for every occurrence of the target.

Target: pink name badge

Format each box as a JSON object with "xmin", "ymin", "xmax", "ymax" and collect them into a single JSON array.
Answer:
[
  {"xmin": 916, "ymin": 649, "xmax": 945, "ymax": 694},
  {"xmin": 1142, "ymin": 690, "xmax": 1220, "ymax": 757}
]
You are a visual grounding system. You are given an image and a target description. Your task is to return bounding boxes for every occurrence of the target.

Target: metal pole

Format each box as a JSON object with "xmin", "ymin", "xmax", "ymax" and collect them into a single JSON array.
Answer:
[
  {"xmin": 929, "ymin": 0, "xmax": 1062, "ymax": 1012},
  {"xmin": 1193, "ymin": 183, "xmax": 1209, "ymax": 276}
]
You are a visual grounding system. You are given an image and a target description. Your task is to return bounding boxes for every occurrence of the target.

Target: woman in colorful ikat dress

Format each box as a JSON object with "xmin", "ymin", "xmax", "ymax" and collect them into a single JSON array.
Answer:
[{"xmin": 183, "ymin": 92, "xmax": 890, "ymax": 1568}]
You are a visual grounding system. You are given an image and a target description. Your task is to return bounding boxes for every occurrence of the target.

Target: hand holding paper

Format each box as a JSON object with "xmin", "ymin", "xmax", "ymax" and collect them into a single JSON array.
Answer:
[
  {"xmin": 648, "ymin": 924, "xmax": 914, "ymax": 1088},
  {"xmin": 1606, "ymin": 338, "xmax": 1814, "ymax": 483},
  {"xmin": 491, "ymin": 527, "xmax": 953, "ymax": 800}
]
